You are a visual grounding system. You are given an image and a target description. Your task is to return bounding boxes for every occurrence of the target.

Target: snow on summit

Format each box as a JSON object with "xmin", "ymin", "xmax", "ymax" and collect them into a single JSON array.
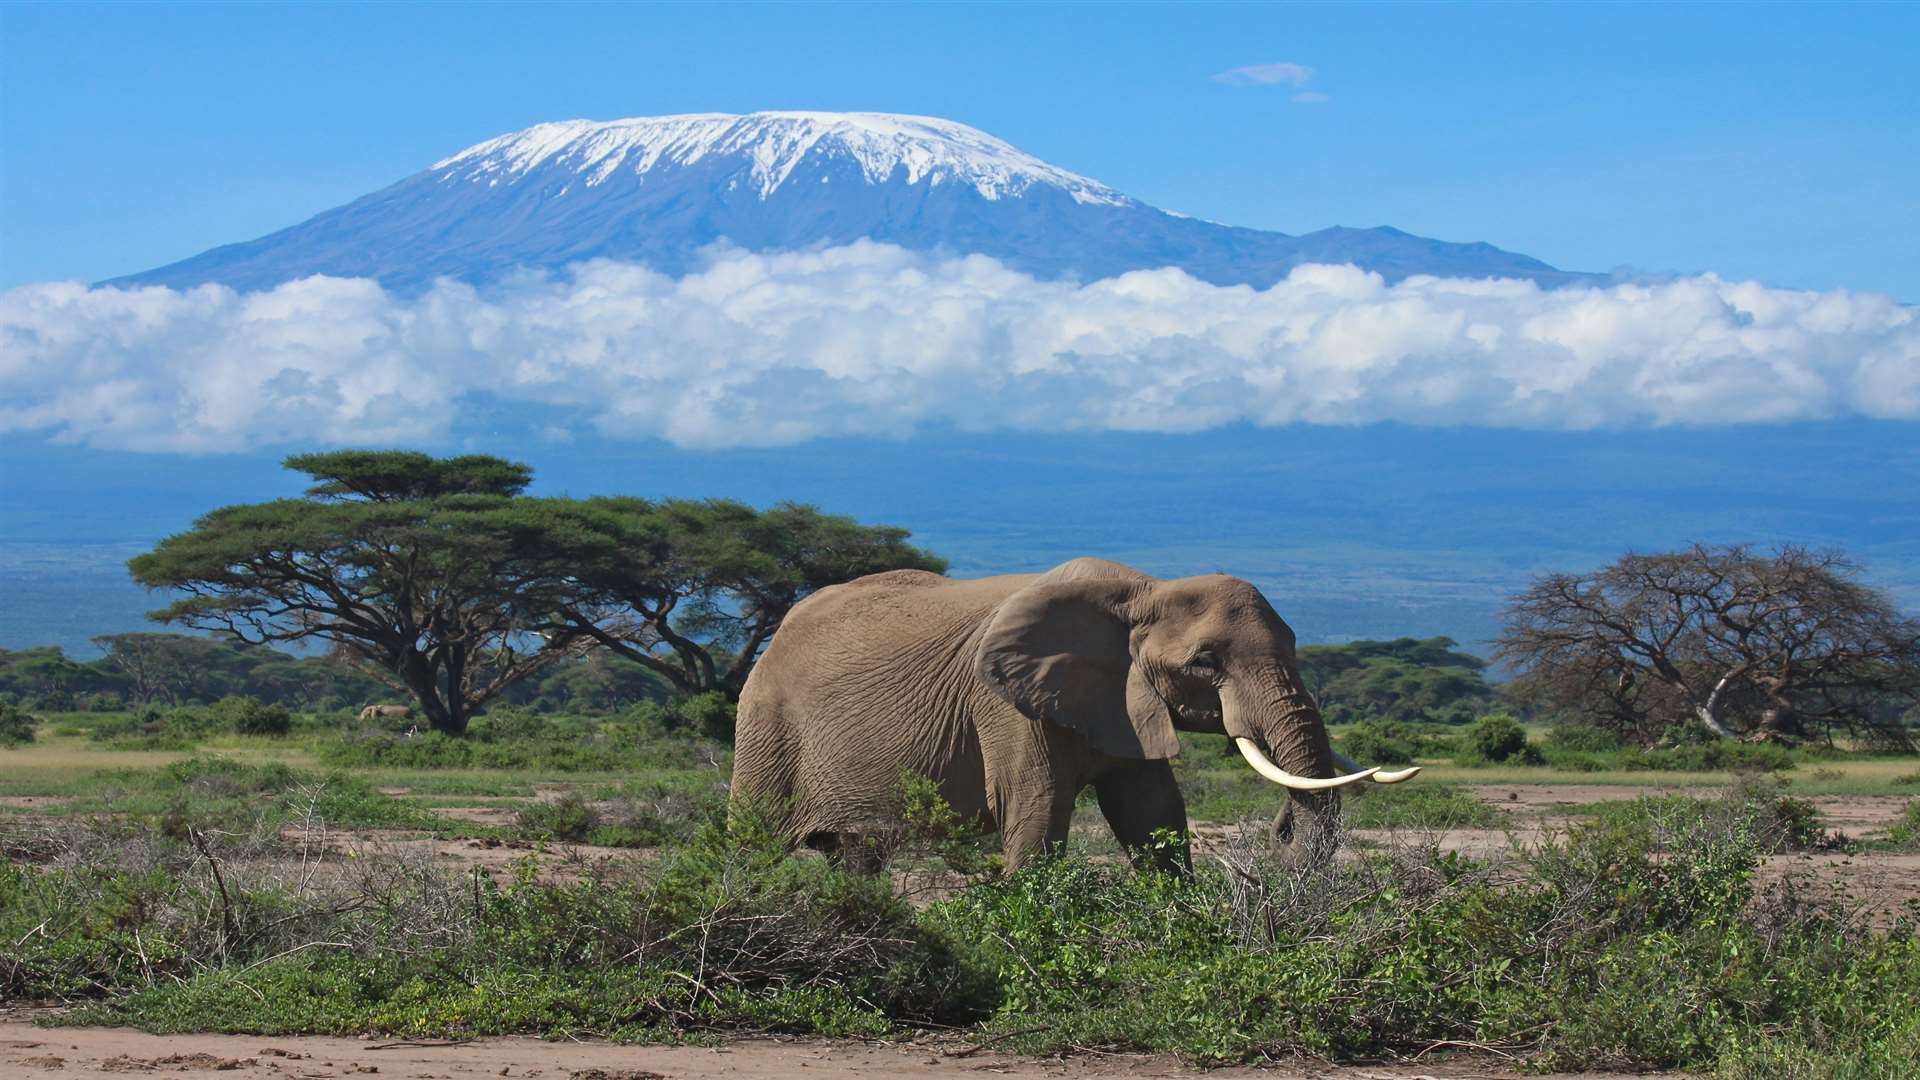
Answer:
[
  {"xmin": 107, "ymin": 108, "xmax": 1591, "ymax": 293},
  {"xmin": 431, "ymin": 111, "xmax": 1135, "ymax": 206}
]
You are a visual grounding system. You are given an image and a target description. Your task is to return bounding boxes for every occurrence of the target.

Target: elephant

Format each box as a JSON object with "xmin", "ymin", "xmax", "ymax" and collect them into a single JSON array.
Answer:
[
  {"xmin": 730, "ymin": 557, "xmax": 1417, "ymax": 870},
  {"xmin": 358, "ymin": 704, "xmax": 413, "ymax": 723}
]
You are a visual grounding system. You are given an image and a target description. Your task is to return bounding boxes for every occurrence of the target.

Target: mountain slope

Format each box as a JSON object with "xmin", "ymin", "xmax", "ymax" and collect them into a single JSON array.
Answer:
[{"xmin": 110, "ymin": 111, "xmax": 1593, "ymax": 292}]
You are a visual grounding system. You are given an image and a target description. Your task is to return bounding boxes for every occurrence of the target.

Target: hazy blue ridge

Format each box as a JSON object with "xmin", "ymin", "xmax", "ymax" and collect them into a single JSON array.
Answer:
[{"xmin": 7, "ymin": 423, "xmax": 1915, "ymax": 659}]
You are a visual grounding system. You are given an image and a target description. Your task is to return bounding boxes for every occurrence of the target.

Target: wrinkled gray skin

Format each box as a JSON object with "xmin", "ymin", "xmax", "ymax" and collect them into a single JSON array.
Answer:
[
  {"xmin": 358, "ymin": 704, "xmax": 413, "ymax": 723},
  {"xmin": 731, "ymin": 558, "xmax": 1339, "ymax": 870}
]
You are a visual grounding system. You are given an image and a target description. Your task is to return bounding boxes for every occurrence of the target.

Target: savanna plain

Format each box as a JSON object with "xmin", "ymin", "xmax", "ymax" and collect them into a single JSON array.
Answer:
[{"xmin": 3, "ymin": 685, "xmax": 1918, "ymax": 1080}]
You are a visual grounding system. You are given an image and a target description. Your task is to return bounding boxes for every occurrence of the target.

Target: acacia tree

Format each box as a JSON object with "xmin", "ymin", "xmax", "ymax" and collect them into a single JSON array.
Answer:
[
  {"xmin": 525, "ymin": 497, "xmax": 947, "ymax": 699},
  {"xmin": 1497, "ymin": 544, "xmax": 1920, "ymax": 748},
  {"xmin": 90, "ymin": 632, "xmax": 240, "ymax": 705},
  {"xmin": 129, "ymin": 452, "xmax": 587, "ymax": 734}
]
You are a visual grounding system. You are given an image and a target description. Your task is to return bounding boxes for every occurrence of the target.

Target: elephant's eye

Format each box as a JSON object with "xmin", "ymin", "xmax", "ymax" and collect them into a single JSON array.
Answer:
[{"xmin": 1186, "ymin": 653, "xmax": 1221, "ymax": 673}]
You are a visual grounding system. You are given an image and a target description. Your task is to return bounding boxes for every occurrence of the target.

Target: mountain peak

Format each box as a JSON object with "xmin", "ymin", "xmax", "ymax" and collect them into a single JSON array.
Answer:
[
  {"xmin": 428, "ymin": 110, "xmax": 1135, "ymax": 207},
  {"xmin": 106, "ymin": 110, "xmax": 1593, "ymax": 293}
]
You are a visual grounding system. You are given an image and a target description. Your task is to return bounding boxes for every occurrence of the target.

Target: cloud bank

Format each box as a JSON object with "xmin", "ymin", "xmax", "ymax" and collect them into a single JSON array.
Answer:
[{"xmin": 2, "ymin": 243, "xmax": 1915, "ymax": 452}]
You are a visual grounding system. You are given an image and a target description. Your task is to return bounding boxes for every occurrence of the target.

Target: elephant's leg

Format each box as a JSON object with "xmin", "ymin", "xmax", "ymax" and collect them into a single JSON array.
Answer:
[
  {"xmin": 994, "ymin": 777, "xmax": 1079, "ymax": 869},
  {"xmin": 1093, "ymin": 760, "xmax": 1192, "ymax": 872}
]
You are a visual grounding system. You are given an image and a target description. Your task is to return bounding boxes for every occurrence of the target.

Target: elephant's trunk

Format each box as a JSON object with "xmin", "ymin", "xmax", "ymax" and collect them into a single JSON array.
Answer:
[
  {"xmin": 1221, "ymin": 668, "xmax": 1374, "ymax": 792},
  {"xmin": 1220, "ymin": 669, "xmax": 1347, "ymax": 863}
]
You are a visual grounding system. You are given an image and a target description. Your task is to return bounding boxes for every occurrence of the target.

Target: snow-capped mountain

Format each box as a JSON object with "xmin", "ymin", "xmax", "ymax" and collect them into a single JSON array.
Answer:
[{"xmin": 110, "ymin": 111, "xmax": 1593, "ymax": 292}]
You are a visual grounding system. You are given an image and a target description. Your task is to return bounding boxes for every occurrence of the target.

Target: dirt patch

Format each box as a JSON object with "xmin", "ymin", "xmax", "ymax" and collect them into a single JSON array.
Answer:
[
  {"xmin": 1801, "ymin": 795, "xmax": 1914, "ymax": 839},
  {"xmin": 1470, "ymin": 783, "xmax": 1714, "ymax": 818},
  {"xmin": 426, "ymin": 805, "xmax": 519, "ymax": 828},
  {"xmin": 1467, "ymin": 783, "xmax": 1916, "ymax": 839},
  {"xmin": 99, "ymin": 1052, "xmax": 258, "ymax": 1071},
  {"xmin": 0, "ymin": 1021, "xmax": 1688, "ymax": 1079}
]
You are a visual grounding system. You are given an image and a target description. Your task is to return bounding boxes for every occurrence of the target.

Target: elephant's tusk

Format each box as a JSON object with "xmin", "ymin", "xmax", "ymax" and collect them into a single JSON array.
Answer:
[
  {"xmin": 1331, "ymin": 748, "xmax": 1423, "ymax": 784},
  {"xmin": 1235, "ymin": 738, "xmax": 1378, "ymax": 790}
]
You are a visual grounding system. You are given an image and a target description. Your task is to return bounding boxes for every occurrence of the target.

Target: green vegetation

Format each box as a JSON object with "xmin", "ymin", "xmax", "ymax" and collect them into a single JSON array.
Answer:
[
  {"xmin": 513, "ymin": 776, "xmax": 728, "ymax": 848},
  {"xmin": 9, "ymin": 481, "xmax": 1920, "ymax": 1075},
  {"xmin": 1341, "ymin": 780, "xmax": 1501, "ymax": 829},
  {"xmin": 1298, "ymin": 636, "xmax": 1494, "ymax": 727},
  {"xmin": 1888, "ymin": 800, "xmax": 1920, "ymax": 850},
  {"xmin": 4, "ymin": 784, "xmax": 1913, "ymax": 1076},
  {"xmin": 941, "ymin": 790, "xmax": 1918, "ymax": 1070},
  {"xmin": 125, "ymin": 451, "xmax": 942, "ymax": 734},
  {"xmin": 0, "ymin": 702, "xmax": 36, "ymax": 746},
  {"xmin": 1458, "ymin": 711, "xmax": 1541, "ymax": 765},
  {"xmin": 22, "ymin": 755, "xmax": 436, "ymax": 833}
]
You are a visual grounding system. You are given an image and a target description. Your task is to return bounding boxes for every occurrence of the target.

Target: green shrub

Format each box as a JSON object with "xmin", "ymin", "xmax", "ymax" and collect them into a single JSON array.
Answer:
[
  {"xmin": 25, "ymin": 817, "xmax": 984, "ymax": 1040},
  {"xmin": 514, "ymin": 791, "xmax": 599, "ymax": 843},
  {"xmin": 470, "ymin": 704, "xmax": 557, "ymax": 742},
  {"xmin": 1457, "ymin": 712, "xmax": 1542, "ymax": 765},
  {"xmin": 84, "ymin": 705, "xmax": 219, "ymax": 749},
  {"xmin": 320, "ymin": 710, "xmax": 724, "ymax": 773},
  {"xmin": 211, "ymin": 695, "xmax": 293, "ymax": 736},
  {"xmin": 1642, "ymin": 740, "xmax": 1796, "ymax": 774},
  {"xmin": 6, "ymin": 771, "xmax": 1917, "ymax": 1073},
  {"xmin": 0, "ymin": 702, "xmax": 36, "ymax": 746},
  {"xmin": 591, "ymin": 775, "xmax": 730, "ymax": 847},
  {"xmin": 1888, "ymin": 800, "xmax": 1920, "ymax": 850},
  {"xmin": 619, "ymin": 692, "xmax": 737, "ymax": 743},
  {"xmin": 1579, "ymin": 779, "xmax": 1829, "ymax": 855},
  {"xmin": 1546, "ymin": 723, "xmax": 1624, "ymax": 753},
  {"xmin": 1336, "ymin": 721, "xmax": 1415, "ymax": 765}
]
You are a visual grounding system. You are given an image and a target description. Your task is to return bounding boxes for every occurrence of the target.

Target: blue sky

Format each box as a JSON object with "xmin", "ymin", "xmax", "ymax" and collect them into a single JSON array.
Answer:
[{"xmin": 2, "ymin": 0, "xmax": 1916, "ymax": 297}]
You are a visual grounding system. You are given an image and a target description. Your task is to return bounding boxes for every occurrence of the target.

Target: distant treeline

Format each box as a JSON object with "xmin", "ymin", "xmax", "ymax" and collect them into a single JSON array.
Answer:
[
  {"xmin": 1298, "ymin": 636, "xmax": 1496, "ymax": 727},
  {"xmin": 3, "ymin": 630, "xmax": 1498, "ymax": 727},
  {"xmin": 0, "ymin": 633, "xmax": 673, "ymax": 715}
]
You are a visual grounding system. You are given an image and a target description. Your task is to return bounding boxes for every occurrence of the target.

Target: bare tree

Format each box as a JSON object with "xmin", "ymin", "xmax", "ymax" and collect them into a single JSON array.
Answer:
[{"xmin": 1497, "ymin": 544, "xmax": 1920, "ymax": 748}]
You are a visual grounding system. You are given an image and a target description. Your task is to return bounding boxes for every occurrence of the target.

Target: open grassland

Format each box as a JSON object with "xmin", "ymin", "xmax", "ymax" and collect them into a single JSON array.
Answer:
[{"xmin": 3, "ymin": 707, "xmax": 1919, "ymax": 1078}]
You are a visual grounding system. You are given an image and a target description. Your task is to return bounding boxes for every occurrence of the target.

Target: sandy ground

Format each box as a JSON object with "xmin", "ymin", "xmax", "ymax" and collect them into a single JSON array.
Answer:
[{"xmin": 0, "ymin": 1021, "xmax": 1682, "ymax": 1080}]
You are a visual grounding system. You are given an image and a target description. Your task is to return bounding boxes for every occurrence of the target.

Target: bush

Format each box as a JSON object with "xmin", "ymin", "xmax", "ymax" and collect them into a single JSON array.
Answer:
[
  {"xmin": 619, "ymin": 692, "xmax": 737, "ymax": 743},
  {"xmin": 0, "ymin": 702, "xmax": 36, "ymax": 746},
  {"xmin": 211, "ymin": 695, "xmax": 293, "ymax": 736},
  {"xmin": 1888, "ymin": 800, "xmax": 1920, "ymax": 851},
  {"xmin": 514, "ymin": 791, "xmax": 599, "ymax": 842},
  {"xmin": 84, "ymin": 708, "xmax": 195, "ymax": 749},
  {"xmin": 321, "ymin": 706, "xmax": 726, "ymax": 773},
  {"xmin": 1579, "ymin": 779, "xmax": 1830, "ymax": 855},
  {"xmin": 12, "ymin": 816, "xmax": 984, "ymax": 1040},
  {"xmin": 1545, "ymin": 723, "xmax": 1624, "ymax": 753},
  {"xmin": 593, "ymin": 775, "xmax": 730, "ymax": 848},
  {"xmin": 4, "ymin": 791, "xmax": 1917, "ymax": 1073},
  {"xmin": 1641, "ymin": 740, "xmax": 1796, "ymax": 774},
  {"xmin": 1336, "ymin": 721, "xmax": 1415, "ymax": 765},
  {"xmin": 1458, "ymin": 712, "xmax": 1541, "ymax": 765}
]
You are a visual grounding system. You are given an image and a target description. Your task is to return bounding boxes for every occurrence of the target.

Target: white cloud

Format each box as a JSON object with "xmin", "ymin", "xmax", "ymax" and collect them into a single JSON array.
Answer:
[
  {"xmin": 1291, "ymin": 91, "xmax": 1330, "ymax": 104},
  {"xmin": 2, "ymin": 244, "xmax": 1915, "ymax": 452},
  {"xmin": 1212, "ymin": 62, "xmax": 1315, "ymax": 88}
]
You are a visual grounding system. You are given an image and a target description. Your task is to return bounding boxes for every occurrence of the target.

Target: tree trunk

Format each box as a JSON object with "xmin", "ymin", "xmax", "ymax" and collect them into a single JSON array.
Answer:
[
  {"xmin": 1690, "ymin": 666, "xmax": 1748, "ymax": 740},
  {"xmin": 399, "ymin": 650, "xmax": 466, "ymax": 735}
]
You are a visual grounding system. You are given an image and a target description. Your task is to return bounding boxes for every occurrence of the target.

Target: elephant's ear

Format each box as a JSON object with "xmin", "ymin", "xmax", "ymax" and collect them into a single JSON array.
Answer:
[{"xmin": 974, "ymin": 579, "xmax": 1180, "ymax": 760}]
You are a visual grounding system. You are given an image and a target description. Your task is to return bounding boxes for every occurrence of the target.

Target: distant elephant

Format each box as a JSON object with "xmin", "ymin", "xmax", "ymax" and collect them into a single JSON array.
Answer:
[
  {"xmin": 358, "ymin": 704, "xmax": 413, "ymax": 723},
  {"xmin": 731, "ymin": 558, "xmax": 1416, "ymax": 870}
]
